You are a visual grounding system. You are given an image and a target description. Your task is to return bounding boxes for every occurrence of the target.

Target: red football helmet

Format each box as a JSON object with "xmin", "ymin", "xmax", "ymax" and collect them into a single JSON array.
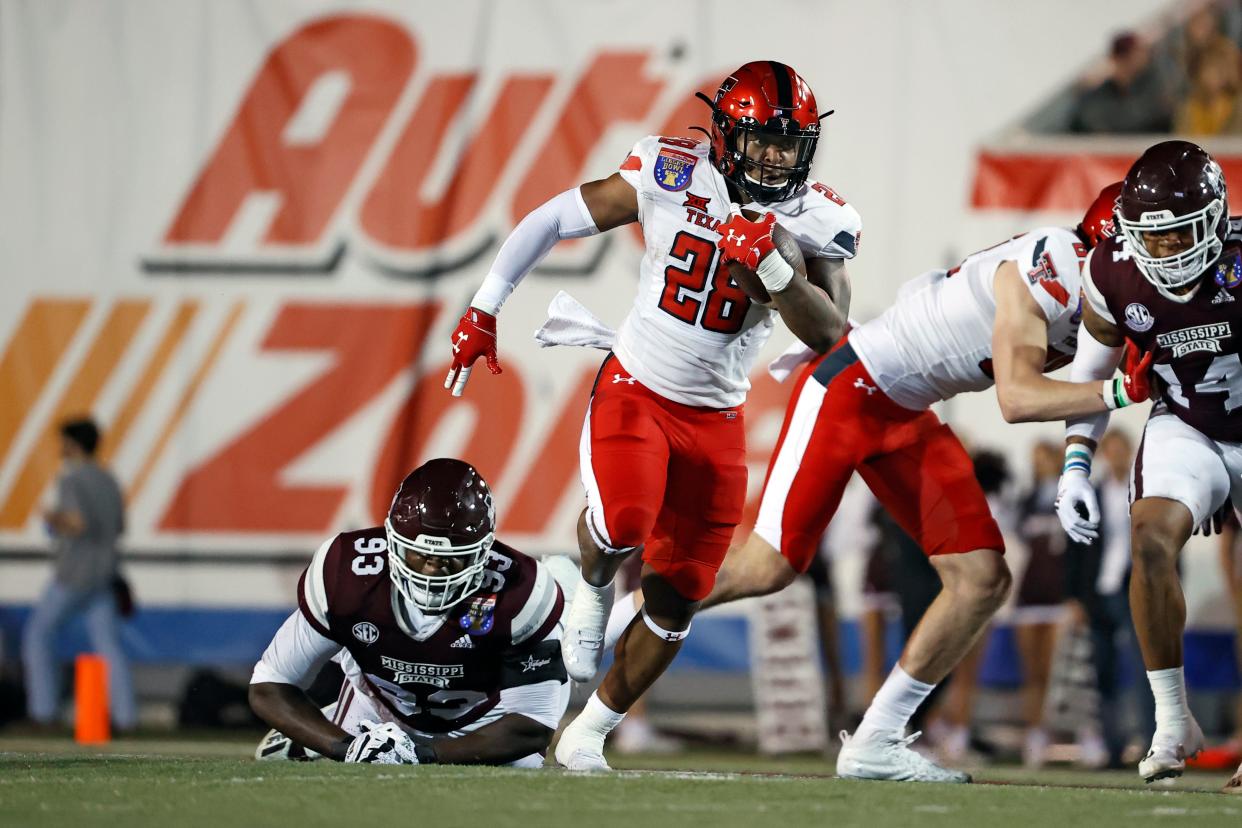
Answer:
[
  {"xmin": 697, "ymin": 61, "xmax": 826, "ymax": 204},
  {"xmin": 1077, "ymin": 181, "xmax": 1123, "ymax": 248},
  {"xmin": 1117, "ymin": 140, "xmax": 1228, "ymax": 300},
  {"xmin": 385, "ymin": 458, "xmax": 495, "ymax": 612}
]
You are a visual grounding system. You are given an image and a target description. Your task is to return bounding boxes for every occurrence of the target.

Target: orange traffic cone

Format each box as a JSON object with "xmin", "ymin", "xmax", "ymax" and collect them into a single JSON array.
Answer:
[{"xmin": 74, "ymin": 654, "xmax": 110, "ymax": 744}]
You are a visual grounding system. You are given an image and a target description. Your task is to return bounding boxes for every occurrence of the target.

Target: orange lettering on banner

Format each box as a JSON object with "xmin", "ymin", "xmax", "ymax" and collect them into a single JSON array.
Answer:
[
  {"xmin": 360, "ymin": 73, "xmax": 554, "ymax": 253},
  {"xmin": 0, "ymin": 299, "xmax": 91, "ymax": 469},
  {"xmin": 511, "ymin": 52, "xmax": 663, "ymax": 224},
  {"xmin": 100, "ymin": 300, "xmax": 200, "ymax": 463},
  {"xmin": 369, "ymin": 367, "xmax": 525, "ymax": 524},
  {"xmin": 160, "ymin": 302, "xmax": 438, "ymax": 533},
  {"xmin": 0, "ymin": 300, "xmax": 151, "ymax": 529},
  {"xmin": 499, "ymin": 366, "xmax": 595, "ymax": 535},
  {"xmin": 128, "ymin": 303, "xmax": 242, "ymax": 504},
  {"xmin": 161, "ymin": 15, "xmax": 415, "ymax": 252}
]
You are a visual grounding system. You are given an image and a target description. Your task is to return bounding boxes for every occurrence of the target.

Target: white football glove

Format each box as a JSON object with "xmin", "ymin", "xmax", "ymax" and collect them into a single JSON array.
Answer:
[
  {"xmin": 343, "ymin": 721, "xmax": 420, "ymax": 765},
  {"xmin": 1056, "ymin": 470, "xmax": 1100, "ymax": 544}
]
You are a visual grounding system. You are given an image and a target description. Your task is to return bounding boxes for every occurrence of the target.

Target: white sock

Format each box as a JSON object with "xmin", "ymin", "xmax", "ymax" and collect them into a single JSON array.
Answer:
[
  {"xmin": 572, "ymin": 691, "xmax": 626, "ymax": 739},
  {"xmin": 1147, "ymin": 666, "xmax": 1190, "ymax": 729},
  {"xmin": 854, "ymin": 664, "xmax": 936, "ymax": 741},
  {"xmin": 604, "ymin": 590, "xmax": 641, "ymax": 649}
]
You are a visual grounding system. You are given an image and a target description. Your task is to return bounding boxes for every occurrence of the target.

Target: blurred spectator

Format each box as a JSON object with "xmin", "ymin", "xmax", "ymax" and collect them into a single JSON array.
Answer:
[
  {"xmin": 1012, "ymin": 441, "xmax": 1070, "ymax": 768},
  {"xmin": 1070, "ymin": 32, "xmax": 1174, "ymax": 134},
  {"xmin": 805, "ymin": 551, "xmax": 849, "ymax": 733},
  {"xmin": 21, "ymin": 417, "xmax": 136, "ymax": 731},
  {"xmin": 930, "ymin": 449, "xmax": 1013, "ymax": 765},
  {"xmin": 858, "ymin": 514, "xmax": 899, "ymax": 705},
  {"xmin": 1175, "ymin": 40, "xmax": 1242, "ymax": 134},
  {"xmin": 1065, "ymin": 430, "xmax": 1154, "ymax": 767}
]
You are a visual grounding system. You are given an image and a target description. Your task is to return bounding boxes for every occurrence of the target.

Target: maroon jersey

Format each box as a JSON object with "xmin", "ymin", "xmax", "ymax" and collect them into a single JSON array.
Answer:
[
  {"xmin": 1084, "ymin": 222, "xmax": 1242, "ymax": 442},
  {"xmin": 297, "ymin": 527, "xmax": 564, "ymax": 734}
]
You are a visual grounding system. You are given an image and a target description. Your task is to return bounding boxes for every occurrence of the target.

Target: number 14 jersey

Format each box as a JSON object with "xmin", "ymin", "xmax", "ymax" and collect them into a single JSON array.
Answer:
[
  {"xmin": 613, "ymin": 135, "xmax": 862, "ymax": 408},
  {"xmin": 1083, "ymin": 222, "xmax": 1242, "ymax": 441}
]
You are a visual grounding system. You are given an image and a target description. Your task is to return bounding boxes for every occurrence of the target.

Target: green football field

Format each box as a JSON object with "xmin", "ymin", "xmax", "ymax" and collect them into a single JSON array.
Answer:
[{"xmin": 2, "ymin": 736, "xmax": 1241, "ymax": 828}]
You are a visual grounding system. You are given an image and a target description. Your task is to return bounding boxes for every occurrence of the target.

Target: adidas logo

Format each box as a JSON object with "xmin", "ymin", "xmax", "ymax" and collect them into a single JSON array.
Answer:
[
  {"xmin": 450, "ymin": 634, "xmax": 474, "ymax": 649},
  {"xmin": 1213, "ymin": 288, "xmax": 1235, "ymax": 304}
]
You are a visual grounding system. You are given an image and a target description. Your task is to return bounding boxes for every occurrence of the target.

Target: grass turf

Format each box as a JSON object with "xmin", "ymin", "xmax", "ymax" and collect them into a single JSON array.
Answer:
[{"xmin": 2, "ymin": 737, "xmax": 1240, "ymax": 828}]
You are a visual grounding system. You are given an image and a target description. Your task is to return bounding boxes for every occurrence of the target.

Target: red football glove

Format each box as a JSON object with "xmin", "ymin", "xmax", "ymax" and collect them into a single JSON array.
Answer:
[
  {"xmin": 444, "ymin": 307, "xmax": 501, "ymax": 397},
  {"xmin": 716, "ymin": 211, "xmax": 777, "ymax": 270},
  {"xmin": 1120, "ymin": 338, "xmax": 1155, "ymax": 404}
]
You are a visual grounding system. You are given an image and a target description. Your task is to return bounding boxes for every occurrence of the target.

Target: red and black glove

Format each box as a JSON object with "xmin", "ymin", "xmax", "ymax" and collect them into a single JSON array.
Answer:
[
  {"xmin": 1106, "ymin": 338, "xmax": 1155, "ymax": 409},
  {"xmin": 444, "ymin": 307, "xmax": 501, "ymax": 397},
  {"xmin": 716, "ymin": 211, "xmax": 776, "ymax": 270}
]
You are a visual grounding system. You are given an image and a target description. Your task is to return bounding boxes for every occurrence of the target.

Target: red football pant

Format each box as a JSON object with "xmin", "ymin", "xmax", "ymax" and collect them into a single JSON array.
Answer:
[
  {"xmin": 755, "ymin": 339, "xmax": 1004, "ymax": 573},
  {"xmin": 580, "ymin": 355, "xmax": 747, "ymax": 601}
]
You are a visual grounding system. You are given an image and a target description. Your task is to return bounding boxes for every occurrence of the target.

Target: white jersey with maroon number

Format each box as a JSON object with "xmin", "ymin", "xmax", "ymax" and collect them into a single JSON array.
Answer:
[
  {"xmin": 849, "ymin": 227, "xmax": 1088, "ymax": 411},
  {"xmin": 613, "ymin": 135, "xmax": 862, "ymax": 408}
]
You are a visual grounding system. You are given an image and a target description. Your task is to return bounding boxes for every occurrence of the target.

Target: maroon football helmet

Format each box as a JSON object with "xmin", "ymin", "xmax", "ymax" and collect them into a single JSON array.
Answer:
[
  {"xmin": 697, "ymin": 61, "xmax": 826, "ymax": 204},
  {"xmin": 1117, "ymin": 140, "xmax": 1228, "ymax": 300},
  {"xmin": 385, "ymin": 458, "xmax": 495, "ymax": 612},
  {"xmin": 1077, "ymin": 182, "xmax": 1123, "ymax": 248}
]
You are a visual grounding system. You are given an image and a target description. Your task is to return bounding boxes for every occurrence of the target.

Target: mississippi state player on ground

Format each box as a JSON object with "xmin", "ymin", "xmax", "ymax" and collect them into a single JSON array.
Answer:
[
  {"xmin": 444, "ymin": 61, "xmax": 858, "ymax": 770},
  {"xmin": 606, "ymin": 182, "xmax": 1150, "ymax": 782},
  {"xmin": 1054, "ymin": 141, "xmax": 1242, "ymax": 789},
  {"xmin": 248, "ymin": 459, "xmax": 568, "ymax": 767}
]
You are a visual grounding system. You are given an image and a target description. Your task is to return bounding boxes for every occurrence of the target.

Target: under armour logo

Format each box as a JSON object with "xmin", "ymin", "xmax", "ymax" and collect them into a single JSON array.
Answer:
[
  {"xmin": 612, "ymin": 374, "xmax": 637, "ymax": 384},
  {"xmin": 452, "ymin": 331, "xmax": 469, "ymax": 354},
  {"xmin": 854, "ymin": 378, "xmax": 877, "ymax": 395},
  {"xmin": 726, "ymin": 229, "xmax": 746, "ymax": 245}
]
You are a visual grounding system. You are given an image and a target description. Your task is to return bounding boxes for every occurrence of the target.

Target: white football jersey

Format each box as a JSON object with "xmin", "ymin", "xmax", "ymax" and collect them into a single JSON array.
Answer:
[
  {"xmin": 849, "ymin": 227, "xmax": 1088, "ymax": 411},
  {"xmin": 613, "ymin": 135, "xmax": 862, "ymax": 408}
]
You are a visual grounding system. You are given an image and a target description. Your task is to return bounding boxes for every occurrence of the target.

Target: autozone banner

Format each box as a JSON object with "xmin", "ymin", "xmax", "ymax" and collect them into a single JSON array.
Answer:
[{"xmin": 0, "ymin": 1, "xmax": 806, "ymax": 575}]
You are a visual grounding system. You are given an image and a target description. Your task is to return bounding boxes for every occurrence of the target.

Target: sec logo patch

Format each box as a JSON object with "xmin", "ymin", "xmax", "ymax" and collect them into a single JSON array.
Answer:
[
  {"xmin": 1124, "ymin": 303, "xmax": 1154, "ymax": 332},
  {"xmin": 352, "ymin": 622, "xmax": 379, "ymax": 644}
]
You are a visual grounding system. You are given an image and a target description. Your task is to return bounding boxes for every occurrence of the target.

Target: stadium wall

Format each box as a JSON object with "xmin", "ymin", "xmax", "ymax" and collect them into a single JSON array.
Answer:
[{"xmin": 0, "ymin": 0, "xmax": 1234, "ymax": 686}]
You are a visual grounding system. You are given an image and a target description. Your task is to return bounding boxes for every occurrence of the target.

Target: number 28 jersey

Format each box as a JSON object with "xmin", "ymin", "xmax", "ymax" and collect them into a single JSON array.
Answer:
[
  {"xmin": 613, "ymin": 135, "xmax": 862, "ymax": 409},
  {"xmin": 1083, "ymin": 223, "xmax": 1242, "ymax": 442}
]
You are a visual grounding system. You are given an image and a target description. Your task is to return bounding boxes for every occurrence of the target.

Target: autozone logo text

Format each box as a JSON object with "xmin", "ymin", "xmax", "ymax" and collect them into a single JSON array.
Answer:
[{"xmin": 144, "ymin": 13, "xmax": 722, "ymax": 278}]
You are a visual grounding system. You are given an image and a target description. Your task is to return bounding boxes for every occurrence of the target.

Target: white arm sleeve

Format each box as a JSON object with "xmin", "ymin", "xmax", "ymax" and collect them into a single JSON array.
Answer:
[
  {"xmin": 1065, "ymin": 322, "xmax": 1123, "ymax": 443},
  {"xmin": 251, "ymin": 610, "xmax": 341, "ymax": 689},
  {"xmin": 470, "ymin": 188, "xmax": 600, "ymax": 314},
  {"xmin": 496, "ymin": 623, "xmax": 569, "ymax": 730}
]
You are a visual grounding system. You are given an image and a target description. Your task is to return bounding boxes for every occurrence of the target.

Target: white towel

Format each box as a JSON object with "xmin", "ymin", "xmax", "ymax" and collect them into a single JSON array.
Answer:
[
  {"xmin": 767, "ymin": 341, "xmax": 817, "ymax": 383},
  {"xmin": 533, "ymin": 290, "xmax": 617, "ymax": 350}
]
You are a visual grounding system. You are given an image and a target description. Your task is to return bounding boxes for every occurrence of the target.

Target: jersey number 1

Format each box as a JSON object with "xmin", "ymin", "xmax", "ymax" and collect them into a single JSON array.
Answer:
[{"xmin": 658, "ymin": 231, "xmax": 752, "ymax": 334}]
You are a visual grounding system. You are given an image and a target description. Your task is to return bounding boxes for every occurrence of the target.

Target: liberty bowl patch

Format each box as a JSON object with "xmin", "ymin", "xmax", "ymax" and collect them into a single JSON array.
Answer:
[
  {"xmin": 1215, "ymin": 249, "xmax": 1242, "ymax": 288},
  {"xmin": 653, "ymin": 148, "xmax": 696, "ymax": 192}
]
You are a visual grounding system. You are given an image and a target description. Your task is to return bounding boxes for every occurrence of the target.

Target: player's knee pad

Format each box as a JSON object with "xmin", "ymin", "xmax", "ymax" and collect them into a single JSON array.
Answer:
[
  {"xmin": 654, "ymin": 558, "xmax": 719, "ymax": 603},
  {"xmin": 588, "ymin": 502, "xmax": 655, "ymax": 554},
  {"xmin": 640, "ymin": 606, "xmax": 690, "ymax": 642}
]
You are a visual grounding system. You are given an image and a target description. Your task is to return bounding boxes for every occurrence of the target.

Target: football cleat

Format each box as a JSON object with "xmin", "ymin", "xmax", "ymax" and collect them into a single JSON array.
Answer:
[
  {"xmin": 560, "ymin": 581, "xmax": 614, "ymax": 683},
  {"xmin": 554, "ymin": 719, "xmax": 612, "ymax": 772},
  {"xmin": 836, "ymin": 730, "xmax": 972, "ymax": 783},
  {"xmin": 1139, "ymin": 719, "xmax": 1205, "ymax": 783}
]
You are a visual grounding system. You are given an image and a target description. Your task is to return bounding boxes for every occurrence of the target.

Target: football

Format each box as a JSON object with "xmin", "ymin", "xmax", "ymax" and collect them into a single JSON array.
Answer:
[{"xmin": 724, "ymin": 208, "xmax": 802, "ymax": 306}]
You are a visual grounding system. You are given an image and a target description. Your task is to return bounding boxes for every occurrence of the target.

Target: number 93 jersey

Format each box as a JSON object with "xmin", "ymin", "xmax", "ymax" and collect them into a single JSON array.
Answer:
[
  {"xmin": 296, "ymin": 527, "xmax": 565, "ymax": 734},
  {"xmin": 613, "ymin": 135, "xmax": 862, "ymax": 408},
  {"xmin": 1083, "ymin": 224, "xmax": 1242, "ymax": 442}
]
